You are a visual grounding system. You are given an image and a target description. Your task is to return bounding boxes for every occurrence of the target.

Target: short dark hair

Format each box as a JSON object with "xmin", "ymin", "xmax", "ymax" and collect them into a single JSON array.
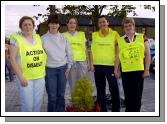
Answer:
[
  {"xmin": 98, "ymin": 15, "xmax": 109, "ymax": 22},
  {"xmin": 47, "ymin": 14, "xmax": 60, "ymax": 24},
  {"xmin": 19, "ymin": 16, "xmax": 35, "ymax": 29}
]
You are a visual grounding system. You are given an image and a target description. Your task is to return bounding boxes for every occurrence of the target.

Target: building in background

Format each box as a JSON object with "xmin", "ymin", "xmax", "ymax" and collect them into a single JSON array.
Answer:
[{"xmin": 37, "ymin": 14, "xmax": 155, "ymax": 39}]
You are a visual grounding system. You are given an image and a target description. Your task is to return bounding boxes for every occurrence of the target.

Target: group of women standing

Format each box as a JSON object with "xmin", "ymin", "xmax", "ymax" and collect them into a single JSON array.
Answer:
[{"xmin": 9, "ymin": 14, "xmax": 150, "ymax": 112}]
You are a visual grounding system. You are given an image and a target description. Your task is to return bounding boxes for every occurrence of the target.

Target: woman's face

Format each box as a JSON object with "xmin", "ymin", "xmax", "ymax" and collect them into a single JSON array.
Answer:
[
  {"xmin": 67, "ymin": 18, "xmax": 77, "ymax": 32},
  {"xmin": 123, "ymin": 23, "xmax": 135, "ymax": 35},
  {"xmin": 48, "ymin": 23, "xmax": 60, "ymax": 33},
  {"xmin": 98, "ymin": 17, "xmax": 109, "ymax": 30},
  {"xmin": 21, "ymin": 19, "xmax": 34, "ymax": 35}
]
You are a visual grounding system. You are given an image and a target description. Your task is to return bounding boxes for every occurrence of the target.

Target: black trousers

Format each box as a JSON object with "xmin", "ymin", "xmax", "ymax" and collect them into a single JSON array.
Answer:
[
  {"xmin": 94, "ymin": 65, "xmax": 120, "ymax": 112},
  {"xmin": 121, "ymin": 71, "xmax": 144, "ymax": 112}
]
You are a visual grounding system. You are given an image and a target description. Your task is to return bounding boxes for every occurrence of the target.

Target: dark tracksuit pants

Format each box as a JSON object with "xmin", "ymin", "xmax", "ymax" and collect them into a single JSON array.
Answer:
[
  {"xmin": 121, "ymin": 71, "xmax": 144, "ymax": 112},
  {"xmin": 94, "ymin": 65, "xmax": 120, "ymax": 112}
]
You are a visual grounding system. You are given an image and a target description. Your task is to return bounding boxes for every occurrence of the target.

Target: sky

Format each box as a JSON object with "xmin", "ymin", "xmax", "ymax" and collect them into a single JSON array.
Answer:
[{"xmin": 5, "ymin": 5, "xmax": 155, "ymax": 37}]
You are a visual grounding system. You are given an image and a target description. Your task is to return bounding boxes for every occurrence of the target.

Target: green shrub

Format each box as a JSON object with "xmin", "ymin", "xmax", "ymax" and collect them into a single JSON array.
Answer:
[{"xmin": 71, "ymin": 76, "xmax": 95, "ymax": 111}]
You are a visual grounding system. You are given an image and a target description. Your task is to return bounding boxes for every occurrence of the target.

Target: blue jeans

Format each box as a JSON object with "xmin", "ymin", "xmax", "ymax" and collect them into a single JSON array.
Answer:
[
  {"xmin": 15, "ymin": 76, "xmax": 45, "ymax": 112},
  {"xmin": 45, "ymin": 64, "xmax": 67, "ymax": 112},
  {"xmin": 5, "ymin": 60, "xmax": 14, "ymax": 81}
]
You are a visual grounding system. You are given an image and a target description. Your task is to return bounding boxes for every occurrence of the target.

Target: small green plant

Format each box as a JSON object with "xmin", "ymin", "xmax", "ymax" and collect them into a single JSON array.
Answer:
[{"xmin": 71, "ymin": 76, "xmax": 95, "ymax": 111}]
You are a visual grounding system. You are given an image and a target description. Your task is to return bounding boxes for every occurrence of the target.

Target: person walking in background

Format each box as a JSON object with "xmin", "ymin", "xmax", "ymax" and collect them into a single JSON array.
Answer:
[
  {"xmin": 89, "ymin": 16, "xmax": 120, "ymax": 112},
  {"xmin": 10, "ymin": 16, "xmax": 46, "ymax": 112},
  {"xmin": 63, "ymin": 16, "xmax": 90, "ymax": 92},
  {"xmin": 41, "ymin": 14, "xmax": 73, "ymax": 112},
  {"xmin": 115, "ymin": 17, "xmax": 150, "ymax": 112},
  {"xmin": 5, "ymin": 40, "xmax": 14, "ymax": 82}
]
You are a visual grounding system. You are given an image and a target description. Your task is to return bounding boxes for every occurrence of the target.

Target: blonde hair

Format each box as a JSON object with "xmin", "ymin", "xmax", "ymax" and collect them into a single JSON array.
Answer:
[{"xmin": 122, "ymin": 17, "xmax": 135, "ymax": 26}]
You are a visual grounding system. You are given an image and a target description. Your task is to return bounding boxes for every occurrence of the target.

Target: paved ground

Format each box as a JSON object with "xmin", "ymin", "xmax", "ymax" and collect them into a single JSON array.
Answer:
[{"xmin": 5, "ymin": 72, "xmax": 155, "ymax": 112}]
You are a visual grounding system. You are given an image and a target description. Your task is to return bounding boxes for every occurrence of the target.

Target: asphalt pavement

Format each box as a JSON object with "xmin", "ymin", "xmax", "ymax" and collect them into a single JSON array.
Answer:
[{"xmin": 5, "ymin": 72, "xmax": 155, "ymax": 112}]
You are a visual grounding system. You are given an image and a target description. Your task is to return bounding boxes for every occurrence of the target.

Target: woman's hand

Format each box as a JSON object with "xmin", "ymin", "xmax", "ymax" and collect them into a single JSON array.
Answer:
[
  {"xmin": 87, "ymin": 64, "xmax": 91, "ymax": 72},
  {"xmin": 89, "ymin": 64, "xmax": 95, "ymax": 72},
  {"xmin": 114, "ymin": 69, "xmax": 121, "ymax": 79},
  {"xmin": 65, "ymin": 68, "xmax": 71, "ymax": 79},
  {"xmin": 143, "ymin": 69, "xmax": 150, "ymax": 78},
  {"xmin": 19, "ymin": 76, "xmax": 28, "ymax": 87}
]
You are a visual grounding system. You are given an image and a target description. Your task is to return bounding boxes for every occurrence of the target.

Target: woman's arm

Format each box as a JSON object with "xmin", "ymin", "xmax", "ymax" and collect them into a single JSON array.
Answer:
[
  {"xmin": 65, "ymin": 38, "xmax": 73, "ymax": 68},
  {"xmin": 143, "ymin": 41, "xmax": 151, "ymax": 78},
  {"xmin": 10, "ymin": 44, "xmax": 28, "ymax": 86},
  {"xmin": 65, "ymin": 37, "xmax": 73, "ymax": 78},
  {"xmin": 85, "ymin": 40, "xmax": 92, "ymax": 71},
  {"xmin": 114, "ymin": 43, "xmax": 121, "ymax": 78},
  {"xmin": 88, "ymin": 51, "xmax": 95, "ymax": 72},
  {"xmin": 86, "ymin": 39, "xmax": 95, "ymax": 72},
  {"xmin": 114, "ymin": 32, "xmax": 121, "ymax": 78}
]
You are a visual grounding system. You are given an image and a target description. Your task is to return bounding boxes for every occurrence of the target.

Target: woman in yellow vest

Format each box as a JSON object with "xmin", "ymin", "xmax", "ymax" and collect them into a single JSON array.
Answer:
[
  {"xmin": 63, "ymin": 16, "xmax": 90, "ymax": 92},
  {"xmin": 10, "ymin": 16, "xmax": 46, "ymax": 112},
  {"xmin": 89, "ymin": 16, "xmax": 120, "ymax": 112},
  {"xmin": 115, "ymin": 17, "xmax": 150, "ymax": 112}
]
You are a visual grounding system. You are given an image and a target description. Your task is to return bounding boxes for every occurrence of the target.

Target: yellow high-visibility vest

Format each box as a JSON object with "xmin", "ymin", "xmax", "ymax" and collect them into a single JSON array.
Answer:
[
  {"xmin": 117, "ymin": 34, "xmax": 145, "ymax": 72},
  {"xmin": 91, "ymin": 31, "xmax": 117, "ymax": 65},
  {"xmin": 63, "ymin": 32, "xmax": 86, "ymax": 61},
  {"xmin": 10, "ymin": 34, "xmax": 46, "ymax": 80}
]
